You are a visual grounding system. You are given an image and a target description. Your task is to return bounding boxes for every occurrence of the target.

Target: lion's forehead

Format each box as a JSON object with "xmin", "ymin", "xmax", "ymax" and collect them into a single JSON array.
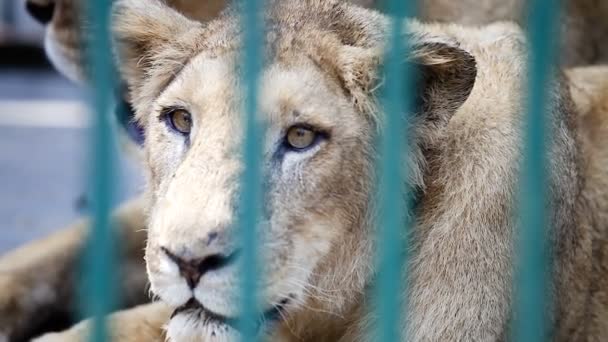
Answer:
[{"xmin": 156, "ymin": 52, "xmax": 355, "ymax": 131}]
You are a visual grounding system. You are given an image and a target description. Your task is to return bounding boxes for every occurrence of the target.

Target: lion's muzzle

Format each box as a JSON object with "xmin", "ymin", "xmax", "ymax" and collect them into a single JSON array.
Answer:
[{"xmin": 160, "ymin": 245, "xmax": 241, "ymax": 289}]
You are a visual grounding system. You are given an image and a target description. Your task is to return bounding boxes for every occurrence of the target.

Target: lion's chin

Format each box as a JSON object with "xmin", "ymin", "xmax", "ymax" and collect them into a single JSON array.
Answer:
[
  {"xmin": 166, "ymin": 311, "xmax": 239, "ymax": 342},
  {"xmin": 165, "ymin": 298, "xmax": 290, "ymax": 341}
]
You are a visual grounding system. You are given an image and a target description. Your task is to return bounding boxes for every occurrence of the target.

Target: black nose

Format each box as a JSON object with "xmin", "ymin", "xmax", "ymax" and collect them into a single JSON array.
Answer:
[
  {"xmin": 26, "ymin": 1, "xmax": 55, "ymax": 25},
  {"xmin": 161, "ymin": 247, "xmax": 241, "ymax": 289}
]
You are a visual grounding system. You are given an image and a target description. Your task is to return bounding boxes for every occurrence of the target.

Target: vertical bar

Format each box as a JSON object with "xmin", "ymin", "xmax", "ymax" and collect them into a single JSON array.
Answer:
[
  {"xmin": 239, "ymin": 0, "xmax": 264, "ymax": 340},
  {"xmin": 374, "ymin": 0, "xmax": 416, "ymax": 341},
  {"xmin": 513, "ymin": 0, "xmax": 561, "ymax": 340},
  {"xmin": 82, "ymin": 0, "xmax": 117, "ymax": 341}
]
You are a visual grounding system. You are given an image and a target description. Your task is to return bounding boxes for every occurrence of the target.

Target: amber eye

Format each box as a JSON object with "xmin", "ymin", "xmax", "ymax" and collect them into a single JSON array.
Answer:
[
  {"xmin": 286, "ymin": 126, "xmax": 317, "ymax": 150},
  {"xmin": 167, "ymin": 109, "xmax": 192, "ymax": 135}
]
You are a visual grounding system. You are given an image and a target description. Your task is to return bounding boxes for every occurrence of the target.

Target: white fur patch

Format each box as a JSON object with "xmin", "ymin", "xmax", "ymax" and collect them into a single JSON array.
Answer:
[
  {"xmin": 44, "ymin": 30, "xmax": 84, "ymax": 85},
  {"xmin": 150, "ymin": 276, "xmax": 192, "ymax": 308},
  {"xmin": 166, "ymin": 312, "xmax": 239, "ymax": 342},
  {"xmin": 281, "ymin": 145, "xmax": 322, "ymax": 175}
]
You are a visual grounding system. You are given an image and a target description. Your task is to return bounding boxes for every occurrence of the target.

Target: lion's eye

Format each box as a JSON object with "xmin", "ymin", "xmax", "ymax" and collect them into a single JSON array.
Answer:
[
  {"xmin": 167, "ymin": 109, "xmax": 192, "ymax": 135},
  {"xmin": 285, "ymin": 126, "xmax": 317, "ymax": 150}
]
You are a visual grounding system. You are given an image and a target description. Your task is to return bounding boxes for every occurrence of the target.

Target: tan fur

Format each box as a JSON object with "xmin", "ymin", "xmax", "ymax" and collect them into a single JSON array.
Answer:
[
  {"xmin": 565, "ymin": 66, "xmax": 608, "ymax": 340},
  {"xmin": 32, "ymin": 302, "xmax": 172, "ymax": 342},
  {"xmin": 418, "ymin": 0, "xmax": 608, "ymax": 66},
  {"xmin": 33, "ymin": 1, "xmax": 605, "ymax": 341},
  {"xmin": 0, "ymin": 198, "xmax": 149, "ymax": 341}
]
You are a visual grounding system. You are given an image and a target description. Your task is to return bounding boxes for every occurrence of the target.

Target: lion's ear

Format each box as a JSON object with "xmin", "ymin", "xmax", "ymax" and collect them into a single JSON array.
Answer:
[
  {"xmin": 332, "ymin": 33, "xmax": 476, "ymax": 127},
  {"xmin": 325, "ymin": 5, "xmax": 476, "ymax": 125},
  {"xmin": 405, "ymin": 38, "xmax": 477, "ymax": 126},
  {"xmin": 112, "ymin": 0, "xmax": 202, "ymax": 104}
]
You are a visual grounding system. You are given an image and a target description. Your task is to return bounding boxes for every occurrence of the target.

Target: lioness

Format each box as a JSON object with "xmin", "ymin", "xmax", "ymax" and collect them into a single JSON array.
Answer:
[
  {"xmin": 11, "ymin": 8, "xmax": 605, "ymax": 338},
  {"xmin": 3, "ymin": 0, "xmax": 608, "ymax": 341},
  {"xmin": 27, "ymin": 0, "xmax": 608, "ymax": 341}
]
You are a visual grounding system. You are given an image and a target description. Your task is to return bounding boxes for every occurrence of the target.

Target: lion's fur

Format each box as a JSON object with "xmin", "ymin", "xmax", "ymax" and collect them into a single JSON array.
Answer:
[
  {"xmin": 566, "ymin": 65, "xmax": 608, "ymax": 340},
  {"xmin": 0, "ymin": 198, "xmax": 149, "ymax": 341},
  {"xmin": 418, "ymin": 0, "xmax": 608, "ymax": 67},
  {"xmin": 32, "ymin": 302, "xmax": 172, "ymax": 342}
]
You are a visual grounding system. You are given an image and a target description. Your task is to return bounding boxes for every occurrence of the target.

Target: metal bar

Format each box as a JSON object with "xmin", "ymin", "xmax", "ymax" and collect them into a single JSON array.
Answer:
[
  {"xmin": 513, "ymin": 0, "xmax": 561, "ymax": 340},
  {"xmin": 239, "ymin": 0, "xmax": 264, "ymax": 340},
  {"xmin": 374, "ymin": 0, "xmax": 416, "ymax": 340},
  {"xmin": 82, "ymin": 0, "xmax": 117, "ymax": 341}
]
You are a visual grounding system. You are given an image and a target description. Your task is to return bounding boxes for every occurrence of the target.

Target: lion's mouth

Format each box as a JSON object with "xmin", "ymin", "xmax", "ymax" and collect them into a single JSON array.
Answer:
[{"xmin": 171, "ymin": 297, "xmax": 289, "ymax": 331}]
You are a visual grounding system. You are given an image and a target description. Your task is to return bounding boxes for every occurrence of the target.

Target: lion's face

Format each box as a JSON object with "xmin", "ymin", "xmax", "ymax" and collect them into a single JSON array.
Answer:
[
  {"xmin": 113, "ymin": 0, "xmax": 476, "ymax": 339},
  {"xmin": 143, "ymin": 51, "xmax": 373, "ymax": 337}
]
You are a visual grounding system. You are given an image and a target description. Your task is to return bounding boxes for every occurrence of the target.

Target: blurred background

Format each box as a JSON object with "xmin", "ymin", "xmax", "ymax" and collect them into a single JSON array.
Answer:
[{"xmin": 0, "ymin": 0, "xmax": 142, "ymax": 253}]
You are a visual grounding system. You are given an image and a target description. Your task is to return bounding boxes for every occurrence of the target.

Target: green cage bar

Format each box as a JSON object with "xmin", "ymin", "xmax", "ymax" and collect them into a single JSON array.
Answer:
[
  {"xmin": 374, "ymin": 0, "xmax": 416, "ymax": 341},
  {"xmin": 239, "ymin": 0, "xmax": 265, "ymax": 340},
  {"xmin": 82, "ymin": 0, "xmax": 117, "ymax": 341},
  {"xmin": 513, "ymin": 0, "xmax": 561, "ymax": 340}
]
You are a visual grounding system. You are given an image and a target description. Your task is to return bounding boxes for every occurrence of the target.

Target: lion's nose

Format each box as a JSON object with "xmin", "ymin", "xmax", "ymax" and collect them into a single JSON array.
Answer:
[
  {"xmin": 161, "ymin": 246, "xmax": 241, "ymax": 289},
  {"xmin": 26, "ymin": 0, "xmax": 55, "ymax": 25}
]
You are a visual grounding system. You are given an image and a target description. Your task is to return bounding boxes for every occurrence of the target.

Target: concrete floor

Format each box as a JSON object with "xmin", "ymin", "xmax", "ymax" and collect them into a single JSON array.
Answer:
[{"xmin": 0, "ymin": 70, "xmax": 143, "ymax": 253}]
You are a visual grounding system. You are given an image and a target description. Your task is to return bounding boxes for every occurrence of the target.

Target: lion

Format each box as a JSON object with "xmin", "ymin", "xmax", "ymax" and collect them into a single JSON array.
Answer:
[
  {"xmin": 3, "ymin": 0, "xmax": 608, "ymax": 341},
  {"xmin": 22, "ymin": 0, "xmax": 608, "ymax": 341}
]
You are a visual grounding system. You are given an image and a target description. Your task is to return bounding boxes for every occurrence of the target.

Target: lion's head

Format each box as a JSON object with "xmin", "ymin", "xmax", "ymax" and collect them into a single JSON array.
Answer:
[
  {"xmin": 23, "ymin": 0, "xmax": 475, "ymax": 339},
  {"xmin": 110, "ymin": 0, "xmax": 479, "ymax": 339}
]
